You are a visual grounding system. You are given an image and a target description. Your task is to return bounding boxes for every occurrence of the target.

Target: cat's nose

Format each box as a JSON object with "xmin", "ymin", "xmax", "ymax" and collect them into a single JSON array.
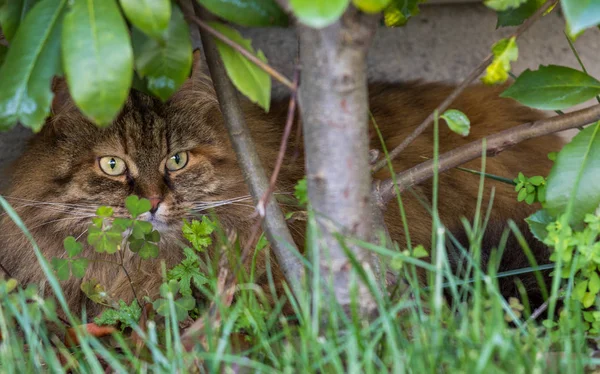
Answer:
[{"xmin": 148, "ymin": 196, "xmax": 163, "ymax": 214}]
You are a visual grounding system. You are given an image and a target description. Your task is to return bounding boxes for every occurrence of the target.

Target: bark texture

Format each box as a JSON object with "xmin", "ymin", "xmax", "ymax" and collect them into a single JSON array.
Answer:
[{"xmin": 296, "ymin": 7, "xmax": 379, "ymax": 316}]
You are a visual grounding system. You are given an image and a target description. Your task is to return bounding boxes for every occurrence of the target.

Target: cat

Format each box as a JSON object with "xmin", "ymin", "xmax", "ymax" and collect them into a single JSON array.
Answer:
[{"xmin": 0, "ymin": 63, "xmax": 563, "ymax": 317}]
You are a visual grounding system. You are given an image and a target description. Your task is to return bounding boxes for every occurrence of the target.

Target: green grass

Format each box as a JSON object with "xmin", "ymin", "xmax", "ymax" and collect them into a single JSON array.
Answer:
[{"xmin": 0, "ymin": 194, "xmax": 598, "ymax": 373}]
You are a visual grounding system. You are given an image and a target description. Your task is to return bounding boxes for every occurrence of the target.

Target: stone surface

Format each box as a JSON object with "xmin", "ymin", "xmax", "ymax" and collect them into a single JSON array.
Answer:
[{"xmin": 1, "ymin": 4, "xmax": 598, "ymax": 189}]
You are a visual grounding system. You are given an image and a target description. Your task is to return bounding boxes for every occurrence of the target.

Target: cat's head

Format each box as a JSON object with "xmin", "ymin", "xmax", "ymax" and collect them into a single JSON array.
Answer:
[{"xmin": 7, "ymin": 67, "xmax": 252, "ymax": 241}]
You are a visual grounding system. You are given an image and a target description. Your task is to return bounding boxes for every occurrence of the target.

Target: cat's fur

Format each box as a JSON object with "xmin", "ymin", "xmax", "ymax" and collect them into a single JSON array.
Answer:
[{"xmin": 0, "ymin": 66, "xmax": 563, "ymax": 316}]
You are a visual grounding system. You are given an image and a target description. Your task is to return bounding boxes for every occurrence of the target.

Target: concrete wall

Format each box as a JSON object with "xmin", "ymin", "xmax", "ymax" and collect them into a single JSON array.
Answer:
[{"xmin": 1, "ymin": 3, "xmax": 598, "ymax": 188}]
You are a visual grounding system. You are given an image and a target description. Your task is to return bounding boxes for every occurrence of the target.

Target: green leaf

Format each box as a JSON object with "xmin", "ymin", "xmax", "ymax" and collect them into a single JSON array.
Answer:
[
  {"xmin": 80, "ymin": 280, "xmax": 109, "ymax": 304},
  {"xmin": 96, "ymin": 206, "xmax": 114, "ymax": 218},
  {"xmin": 496, "ymin": 0, "xmax": 544, "ymax": 28},
  {"xmin": 0, "ymin": 45, "xmax": 7, "ymax": 66},
  {"xmin": 485, "ymin": 0, "xmax": 526, "ymax": 11},
  {"xmin": 131, "ymin": 220, "xmax": 153, "ymax": 239},
  {"xmin": 70, "ymin": 258, "xmax": 89, "ymax": 278},
  {"xmin": 153, "ymin": 280, "xmax": 196, "ymax": 321},
  {"xmin": 575, "ymin": 279, "xmax": 588, "ymax": 300},
  {"xmin": 160, "ymin": 279, "xmax": 180, "ymax": 297},
  {"xmin": 182, "ymin": 217, "xmax": 215, "ymax": 251},
  {"xmin": 383, "ymin": 0, "xmax": 421, "ymax": 27},
  {"xmin": 583, "ymin": 292, "xmax": 596, "ymax": 308},
  {"xmin": 125, "ymin": 195, "xmax": 152, "ymax": 218},
  {"xmin": 64, "ymin": 236, "xmax": 84, "ymax": 257},
  {"xmin": 62, "ymin": 0, "xmax": 133, "ymax": 125},
  {"xmin": 51, "ymin": 257, "xmax": 70, "ymax": 281},
  {"xmin": 138, "ymin": 241, "xmax": 159, "ymax": 259},
  {"xmin": 481, "ymin": 37, "xmax": 518, "ymax": 85},
  {"xmin": 441, "ymin": 109, "xmax": 470, "ymax": 137},
  {"xmin": 197, "ymin": 0, "xmax": 288, "ymax": 27},
  {"xmin": 94, "ymin": 300, "xmax": 141, "ymax": 329},
  {"xmin": 529, "ymin": 175, "xmax": 545, "ymax": 186},
  {"xmin": 546, "ymin": 123, "xmax": 600, "ymax": 225},
  {"xmin": 0, "ymin": 0, "xmax": 66, "ymax": 131},
  {"xmin": 294, "ymin": 177, "xmax": 308, "ymax": 205},
  {"xmin": 119, "ymin": 0, "xmax": 170, "ymax": 40},
  {"xmin": 128, "ymin": 238, "xmax": 144, "ymax": 252},
  {"xmin": 167, "ymin": 247, "xmax": 208, "ymax": 296},
  {"xmin": 525, "ymin": 209, "xmax": 554, "ymax": 241},
  {"xmin": 132, "ymin": 4, "xmax": 192, "ymax": 101},
  {"xmin": 412, "ymin": 244, "xmax": 428, "ymax": 258},
  {"xmin": 589, "ymin": 272, "xmax": 600, "ymax": 294},
  {"xmin": 288, "ymin": 0, "xmax": 349, "ymax": 28},
  {"xmin": 561, "ymin": 0, "xmax": 600, "ymax": 35},
  {"xmin": 112, "ymin": 217, "xmax": 133, "ymax": 232},
  {"xmin": 537, "ymin": 184, "xmax": 546, "ymax": 203},
  {"xmin": 87, "ymin": 226, "xmax": 122, "ymax": 254},
  {"xmin": 525, "ymin": 192, "xmax": 535, "ymax": 205},
  {"xmin": 0, "ymin": 0, "xmax": 39, "ymax": 42},
  {"xmin": 174, "ymin": 295, "xmax": 195, "ymax": 318},
  {"xmin": 352, "ymin": 0, "xmax": 391, "ymax": 13},
  {"xmin": 517, "ymin": 188, "xmax": 527, "ymax": 202},
  {"xmin": 152, "ymin": 295, "xmax": 194, "ymax": 321},
  {"xmin": 501, "ymin": 65, "xmax": 600, "ymax": 111},
  {"xmin": 146, "ymin": 229, "xmax": 161, "ymax": 243},
  {"xmin": 209, "ymin": 22, "xmax": 271, "ymax": 111}
]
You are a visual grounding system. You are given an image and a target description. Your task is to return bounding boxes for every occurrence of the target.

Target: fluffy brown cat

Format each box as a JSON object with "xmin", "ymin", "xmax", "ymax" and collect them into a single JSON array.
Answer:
[{"xmin": 0, "ymin": 66, "xmax": 563, "ymax": 317}]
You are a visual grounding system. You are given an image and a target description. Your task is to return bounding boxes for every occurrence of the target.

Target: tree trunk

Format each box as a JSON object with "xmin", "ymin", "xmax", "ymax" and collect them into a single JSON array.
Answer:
[{"xmin": 296, "ymin": 7, "xmax": 379, "ymax": 317}]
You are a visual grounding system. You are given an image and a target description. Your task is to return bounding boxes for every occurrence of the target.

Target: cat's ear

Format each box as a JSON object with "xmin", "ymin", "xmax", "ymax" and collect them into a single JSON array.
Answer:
[
  {"xmin": 51, "ymin": 76, "xmax": 73, "ymax": 115},
  {"xmin": 190, "ymin": 49, "xmax": 212, "ymax": 82},
  {"xmin": 191, "ymin": 49, "xmax": 203, "ymax": 78},
  {"xmin": 169, "ymin": 49, "xmax": 217, "ymax": 103}
]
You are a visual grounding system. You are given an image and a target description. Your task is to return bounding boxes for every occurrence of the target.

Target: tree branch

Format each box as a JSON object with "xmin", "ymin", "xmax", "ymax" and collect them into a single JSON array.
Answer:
[
  {"xmin": 193, "ymin": 6, "xmax": 304, "ymax": 298},
  {"xmin": 376, "ymin": 104, "xmax": 600, "ymax": 205},
  {"xmin": 371, "ymin": 0, "xmax": 559, "ymax": 173},
  {"xmin": 181, "ymin": 7, "xmax": 295, "ymax": 90},
  {"xmin": 243, "ymin": 67, "xmax": 299, "ymax": 282}
]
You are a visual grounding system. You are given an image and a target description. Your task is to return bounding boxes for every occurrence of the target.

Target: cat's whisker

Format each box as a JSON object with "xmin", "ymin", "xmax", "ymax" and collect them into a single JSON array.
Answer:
[
  {"xmin": 1, "ymin": 196, "xmax": 103, "ymax": 208},
  {"xmin": 75, "ymin": 228, "xmax": 88, "ymax": 241},
  {"xmin": 0, "ymin": 207, "xmax": 97, "ymax": 221},
  {"xmin": 0, "ymin": 215, "xmax": 96, "ymax": 238},
  {"xmin": 193, "ymin": 200, "xmax": 254, "ymax": 208},
  {"xmin": 0, "ymin": 202, "xmax": 100, "ymax": 216},
  {"xmin": 191, "ymin": 201, "xmax": 257, "ymax": 212},
  {"xmin": 191, "ymin": 195, "xmax": 253, "ymax": 205}
]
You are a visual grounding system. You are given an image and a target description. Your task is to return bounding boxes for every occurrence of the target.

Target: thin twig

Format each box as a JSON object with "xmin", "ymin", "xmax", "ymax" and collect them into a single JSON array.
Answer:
[
  {"xmin": 371, "ymin": 0, "xmax": 559, "ymax": 173},
  {"xmin": 377, "ymin": 103, "xmax": 600, "ymax": 204},
  {"xmin": 119, "ymin": 237, "xmax": 141, "ymax": 309},
  {"xmin": 525, "ymin": 299, "xmax": 549, "ymax": 325},
  {"xmin": 256, "ymin": 67, "xmax": 299, "ymax": 217},
  {"xmin": 180, "ymin": 4, "xmax": 295, "ymax": 90},
  {"xmin": 243, "ymin": 68, "xmax": 299, "ymax": 281},
  {"xmin": 194, "ymin": 5, "xmax": 304, "ymax": 298}
]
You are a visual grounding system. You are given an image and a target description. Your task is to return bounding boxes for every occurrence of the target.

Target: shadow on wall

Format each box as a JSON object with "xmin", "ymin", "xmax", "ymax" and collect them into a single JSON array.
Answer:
[{"xmin": 1, "ymin": 3, "xmax": 598, "ymax": 190}]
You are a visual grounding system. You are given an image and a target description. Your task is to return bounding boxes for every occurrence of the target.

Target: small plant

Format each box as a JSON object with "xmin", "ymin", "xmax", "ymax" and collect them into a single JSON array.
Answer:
[
  {"xmin": 51, "ymin": 195, "xmax": 162, "ymax": 284},
  {"xmin": 514, "ymin": 172, "xmax": 546, "ymax": 205},
  {"xmin": 50, "ymin": 195, "xmax": 219, "ymax": 325}
]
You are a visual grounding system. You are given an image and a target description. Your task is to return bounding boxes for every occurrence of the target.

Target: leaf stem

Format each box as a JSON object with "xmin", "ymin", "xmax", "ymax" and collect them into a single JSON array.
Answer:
[{"xmin": 179, "ymin": 2, "xmax": 294, "ymax": 90}]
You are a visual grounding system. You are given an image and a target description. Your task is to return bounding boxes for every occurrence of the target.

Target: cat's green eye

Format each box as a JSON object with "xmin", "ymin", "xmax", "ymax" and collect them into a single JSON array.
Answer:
[
  {"xmin": 166, "ymin": 151, "xmax": 189, "ymax": 172},
  {"xmin": 99, "ymin": 156, "xmax": 127, "ymax": 176}
]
